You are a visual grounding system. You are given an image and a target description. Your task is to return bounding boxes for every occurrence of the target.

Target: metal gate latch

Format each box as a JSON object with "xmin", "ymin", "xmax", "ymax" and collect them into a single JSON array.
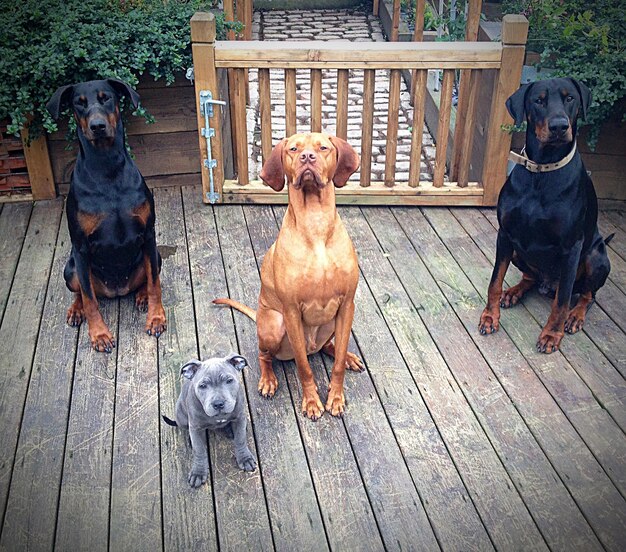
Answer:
[{"xmin": 199, "ymin": 90, "xmax": 226, "ymax": 204}]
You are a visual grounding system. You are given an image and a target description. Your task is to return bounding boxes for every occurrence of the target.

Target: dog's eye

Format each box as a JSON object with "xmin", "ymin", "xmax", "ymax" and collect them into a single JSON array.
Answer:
[
  {"xmin": 100, "ymin": 94, "xmax": 110, "ymax": 103},
  {"xmin": 565, "ymin": 95, "xmax": 574, "ymax": 103},
  {"xmin": 75, "ymin": 98, "xmax": 88, "ymax": 108},
  {"xmin": 289, "ymin": 146, "xmax": 298, "ymax": 152},
  {"xmin": 320, "ymin": 145, "xmax": 328, "ymax": 151},
  {"xmin": 198, "ymin": 382, "xmax": 207, "ymax": 389},
  {"xmin": 534, "ymin": 98, "xmax": 544, "ymax": 105},
  {"xmin": 226, "ymin": 378, "xmax": 234, "ymax": 384}
]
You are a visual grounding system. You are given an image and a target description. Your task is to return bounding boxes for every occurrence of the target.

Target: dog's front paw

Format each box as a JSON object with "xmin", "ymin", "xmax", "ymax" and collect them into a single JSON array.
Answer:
[
  {"xmin": 326, "ymin": 385, "xmax": 345, "ymax": 417},
  {"xmin": 302, "ymin": 390, "xmax": 324, "ymax": 421},
  {"xmin": 89, "ymin": 325, "xmax": 116, "ymax": 353},
  {"xmin": 536, "ymin": 330, "xmax": 563, "ymax": 354},
  {"xmin": 236, "ymin": 450, "xmax": 257, "ymax": 472},
  {"xmin": 478, "ymin": 308, "xmax": 499, "ymax": 335},
  {"xmin": 146, "ymin": 307, "xmax": 167, "ymax": 338},
  {"xmin": 258, "ymin": 373, "xmax": 278, "ymax": 398},
  {"xmin": 135, "ymin": 288, "xmax": 149, "ymax": 312},
  {"xmin": 500, "ymin": 286, "xmax": 524, "ymax": 308},
  {"xmin": 564, "ymin": 309, "xmax": 585, "ymax": 334},
  {"xmin": 188, "ymin": 466, "xmax": 208, "ymax": 488},
  {"xmin": 345, "ymin": 352, "xmax": 365, "ymax": 372},
  {"xmin": 67, "ymin": 304, "xmax": 85, "ymax": 327}
]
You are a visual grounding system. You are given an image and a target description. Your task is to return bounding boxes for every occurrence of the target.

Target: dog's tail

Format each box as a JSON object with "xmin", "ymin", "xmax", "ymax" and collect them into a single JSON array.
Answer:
[
  {"xmin": 213, "ymin": 298, "xmax": 257, "ymax": 322},
  {"xmin": 162, "ymin": 415, "xmax": 178, "ymax": 427},
  {"xmin": 604, "ymin": 233, "xmax": 616, "ymax": 246}
]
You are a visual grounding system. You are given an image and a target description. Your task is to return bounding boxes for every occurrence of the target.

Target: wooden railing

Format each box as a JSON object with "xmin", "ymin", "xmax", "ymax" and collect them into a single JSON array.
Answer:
[{"xmin": 190, "ymin": 11, "xmax": 528, "ymax": 206}]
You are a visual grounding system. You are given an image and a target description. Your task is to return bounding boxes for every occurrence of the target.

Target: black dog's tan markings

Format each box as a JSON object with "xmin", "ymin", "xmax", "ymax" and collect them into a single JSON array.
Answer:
[
  {"xmin": 479, "ymin": 77, "xmax": 612, "ymax": 353},
  {"xmin": 46, "ymin": 79, "xmax": 167, "ymax": 352}
]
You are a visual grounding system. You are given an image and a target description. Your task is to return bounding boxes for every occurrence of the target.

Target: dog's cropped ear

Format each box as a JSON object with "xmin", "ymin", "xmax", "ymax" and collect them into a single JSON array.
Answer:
[
  {"xmin": 329, "ymin": 135, "xmax": 360, "ymax": 187},
  {"xmin": 181, "ymin": 359, "xmax": 202, "ymax": 380},
  {"xmin": 107, "ymin": 79, "xmax": 140, "ymax": 109},
  {"xmin": 505, "ymin": 82, "xmax": 532, "ymax": 127},
  {"xmin": 225, "ymin": 353, "xmax": 248, "ymax": 371},
  {"xmin": 46, "ymin": 84, "xmax": 74, "ymax": 120},
  {"xmin": 569, "ymin": 78, "xmax": 592, "ymax": 121},
  {"xmin": 260, "ymin": 139, "xmax": 287, "ymax": 191}
]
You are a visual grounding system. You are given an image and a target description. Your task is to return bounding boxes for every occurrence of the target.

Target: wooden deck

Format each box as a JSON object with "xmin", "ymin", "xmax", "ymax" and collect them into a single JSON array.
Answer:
[{"xmin": 0, "ymin": 188, "xmax": 625, "ymax": 551}]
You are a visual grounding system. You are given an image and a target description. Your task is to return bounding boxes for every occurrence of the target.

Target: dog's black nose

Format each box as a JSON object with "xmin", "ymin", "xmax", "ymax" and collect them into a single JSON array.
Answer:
[
  {"xmin": 89, "ymin": 119, "xmax": 107, "ymax": 133},
  {"xmin": 300, "ymin": 150, "xmax": 316, "ymax": 163},
  {"xmin": 549, "ymin": 117, "xmax": 569, "ymax": 135},
  {"xmin": 212, "ymin": 400, "xmax": 225, "ymax": 411}
]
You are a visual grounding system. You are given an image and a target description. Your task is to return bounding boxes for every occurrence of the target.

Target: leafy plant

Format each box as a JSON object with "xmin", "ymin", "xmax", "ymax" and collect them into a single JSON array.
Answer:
[
  {"xmin": 502, "ymin": 0, "xmax": 625, "ymax": 147},
  {"xmin": 0, "ymin": 0, "xmax": 241, "ymax": 140}
]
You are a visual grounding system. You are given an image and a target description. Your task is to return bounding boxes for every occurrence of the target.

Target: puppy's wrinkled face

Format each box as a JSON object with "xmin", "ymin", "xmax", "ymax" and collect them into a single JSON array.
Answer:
[
  {"xmin": 525, "ymin": 79, "xmax": 580, "ymax": 146},
  {"xmin": 284, "ymin": 133, "xmax": 337, "ymax": 190},
  {"xmin": 71, "ymin": 81, "xmax": 121, "ymax": 147},
  {"xmin": 181, "ymin": 354, "xmax": 247, "ymax": 419}
]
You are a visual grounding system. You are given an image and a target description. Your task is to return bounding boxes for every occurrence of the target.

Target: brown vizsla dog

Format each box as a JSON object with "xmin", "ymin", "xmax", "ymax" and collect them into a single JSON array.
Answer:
[{"xmin": 214, "ymin": 132, "xmax": 363, "ymax": 420}]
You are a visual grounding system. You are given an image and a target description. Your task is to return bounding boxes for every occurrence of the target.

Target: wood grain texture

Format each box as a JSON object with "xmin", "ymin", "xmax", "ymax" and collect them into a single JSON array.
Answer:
[
  {"xmin": 285, "ymin": 69, "xmax": 297, "ymax": 137},
  {"xmin": 455, "ymin": 70, "xmax": 481, "ymax": 187},
  {"xmin": 258, "ymin": 68, "xmax": 273, "ymax": 164},
  {"xmin": 398, "ymin": 206, "xmax": 626, "ymax": 549},
  {"xmin": 360, "ymin": 70, "xmax": 375, "ymax": 187},
  {"xmin": 335, "ymin": 69, "xmax": 349, "ymax": 141},
  {"xmin": 0, "ymin": 199, "xmax": 62, "ymax": 522},
  {"xmin": 182, "ymin": 187, "xmax": 273, "ymax": 551},
  {"xmin": 0, "ymin": 202, "xmax": 31, "ymax": 321},
  {"xmin": 409, "ymin": 69, "xmax": 427, "ymax": 187},
  {"xmin": 310, "ymin": 69, "xmax": 322, "ymax": 133},
  {"xmin": 213, "ymin": 204, "xmax": 329, "ymax": 551},
  {"xmin": 342, "ymin": 207, "xmax": 546, "ymax": 551},
  {"xmin": 21, "ymin": 128, "xmax": 56, "ymax": 200},
  {"xmin": 0, "ymin": 209, "xmax": 78, "ymax": 551},
  {"xmin": 433, "ymin": 70, "xmax": 455, "ymax": 187},
  {"xmin": 55, "ymin": 300, "xmax": 119, "ymax": 552},
  {"xmin": 384, "ymin": 70, "xmax": 401, "ymax": 187},
  {"xmin": 233, "ymin": 68, "xmax": 249, "ymax": 185},
  {"xmin": 364, "ymin": 207, "xmax": 603, "ymax": 551}
]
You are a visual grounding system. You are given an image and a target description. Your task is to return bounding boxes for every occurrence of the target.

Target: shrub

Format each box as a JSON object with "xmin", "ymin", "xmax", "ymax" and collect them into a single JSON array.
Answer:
[
  {"xmin": 502, "ymin": 0, "xmax": 625, "ymax": 147},
  {"xmin": 0, "ymin": 0, "xmax": 240, "ymax": 139}
]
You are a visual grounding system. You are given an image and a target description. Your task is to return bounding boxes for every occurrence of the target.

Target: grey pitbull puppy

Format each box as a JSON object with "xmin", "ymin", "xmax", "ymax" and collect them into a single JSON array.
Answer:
[{"xmin": 163, "ymin": 353, "xmax": 257, "ymax": 488}]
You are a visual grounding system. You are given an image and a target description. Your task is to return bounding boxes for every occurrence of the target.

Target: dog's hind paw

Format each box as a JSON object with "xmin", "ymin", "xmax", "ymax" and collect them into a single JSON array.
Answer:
[
  {"xmin": 536, "ymin": 330, "xmax": 563, "ymax": 354},
  {"xmin": 236, "ymin": 454, "xmax": 257, "ymax": 472},
  {"xmin": 67, "ymin": 307, "xmax": 85, "ymax": 327},
  {"xmin": 346, "ymin": 352, "xmax": 365, "ymax": 372},
  {"xmin": 564, "ymin": 310, "xmax": 585, "ymax": 334},
  {"xmin": 188, "ymin": 468, "xmax": 208, "ymax": 488}
]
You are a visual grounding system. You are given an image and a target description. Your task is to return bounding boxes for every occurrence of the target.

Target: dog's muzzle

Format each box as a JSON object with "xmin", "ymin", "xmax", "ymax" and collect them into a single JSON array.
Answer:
[{"xmin": 293, "ymin": 166, "xmax": 325, "ymax": 190}]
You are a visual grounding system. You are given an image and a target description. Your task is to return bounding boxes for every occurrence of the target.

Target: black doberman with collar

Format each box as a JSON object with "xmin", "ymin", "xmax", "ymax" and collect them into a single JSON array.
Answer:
[
  {"xmin": 479, "ymin": 77, "xmax": 612, "ymax": 353},
  {"xmin": 47, "ymin": 79, "xmax": 166, "ymax": 352}
]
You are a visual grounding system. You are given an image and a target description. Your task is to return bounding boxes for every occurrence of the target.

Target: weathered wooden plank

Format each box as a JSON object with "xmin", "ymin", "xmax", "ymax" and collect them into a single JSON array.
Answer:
[
  {"xmin": 606, "ymin": 211, "xmax": 626, "ymax": 233},
  {"xmin": 285, "ymin": 69, "xmax": 297, "ymax": 137},
  {"xmin": 599, "ymin": 211, "xmax": 626, "ymax": 261},
  {"xmin": 182, "ymin": 186, "xmax": 272, "ymax": 550},
  {"xmin": 363, "ymin": 207, "xmax": 603, "ymax": 550},
  {"xmin": 258, "ymin": 68, "xmax": 273, "ymax": 164},
  {"xmin": 0, "ymin": 199, "xmax": 62, "ymax": 522},
  {"xmin": 341, "ymin": 207, "xmax": 546, "ymax": 550},
  {"xmin": 396, "ymin": 206, "xmax": 626, "ymax": 548},
  {"xmin": 0, "ymin": 209, "xmax": 78, "ymax": 551},
  {"xmin": 55, "ymin": 300, "xmax": 119, "ymax": 551},
  {"xmin": 454, "ymin": 208, "xmax": 626, "ymax": 430},
  {"xmin": 243, "ymin": 205, "xmax": 385, "ymax": 551},
  {"xmin": 311, "ymin": 69, "xmax": 322, "ymax": 133},
  {"xmin": 0, "ymin": 202, "xmax": 31, "ymax": 322},
  {"xmin": 335, "ymin": 69, "xmax": 349, "ymax": 141},
  {"xmin": 213, "ymin": 204, "xmax": 329, "ymax": 551},
  {"xmin": 360, "ymin": 70, "xmax": 375, "ymax": 187},
  {"xmin": 384, "ymin": 69, "xmax": 401, "ymax": 187},
  {"xmin": 270, "ymin": 206, "xmax": 485, "ymax": 550},
  {"xmin": 109, "ymin": 302, "xmax": 161, "ymax": 550},
  {"xmin": 233, "ymin": 68, "xmax": 249, "ymax": 185},
  {"xmin": 433, "ymin": 70, "xmax": 455, "ymax": 187},
  {"xmin": 155, "ymin": 187, "xmax": 218, "ymax": 551},
  {"xmin": 408, "ymin": 69, "xmax": 427, "ymax": 187}
]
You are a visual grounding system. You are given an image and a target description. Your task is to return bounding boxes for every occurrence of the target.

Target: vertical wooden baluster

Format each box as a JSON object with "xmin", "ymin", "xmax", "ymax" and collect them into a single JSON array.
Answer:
[
  {"xmin": 285, "ymin": 69, "xmax": 297, "ymax": 137},
  {"xmin": 360, "ymin": 69, "xmax": 375, "ymax": 187},
  {"xmin": 391, "ymin": 0, "xmax": 400, "ymax": 41},
  {"xmin": 311, "ymin": 69, "xmax": 322, "ymax": 133},
  {"xmin": 336, "ymin": 69, "xmax": 349, "ymax": 140},
  {"xmin": 224, "ymin": 0, "xmax": 235, "ymax": 41},
  {"xmin": 233, "ymin": 68, "xmax": 249, "ymax": 185},
  {"xmin": 408, "ymin": 69, "xmax": 427, "ymax": 188},
  {"xmin": 410, "ymin": 0, "xmax": 426, "ymax": 102},
  {"xmin": 384, "ymin": 69, "xmax": 401, "ymax": 187},
  {"xmin": 433, "ymin": 69, "xmax": 455, "ymax": 187},
  {"xmin": 258, "ymin": 68, "xmax": 272, "ymax": 165},
  {"xmin": 457, "ymin": 70, "xmax": 481, "ymax": 187}
]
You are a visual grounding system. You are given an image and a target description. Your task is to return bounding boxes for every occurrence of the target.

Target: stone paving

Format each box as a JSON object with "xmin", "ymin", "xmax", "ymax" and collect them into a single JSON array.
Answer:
[{"xmin": 243, "ymin": 7, "xmax": 438, "ymax": 182}]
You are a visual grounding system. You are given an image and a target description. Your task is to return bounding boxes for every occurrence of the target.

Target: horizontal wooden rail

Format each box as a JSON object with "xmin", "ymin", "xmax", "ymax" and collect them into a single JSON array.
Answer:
[{"xmin": 212, "ymin": 41, "xmax": 502, "ymax": 69}]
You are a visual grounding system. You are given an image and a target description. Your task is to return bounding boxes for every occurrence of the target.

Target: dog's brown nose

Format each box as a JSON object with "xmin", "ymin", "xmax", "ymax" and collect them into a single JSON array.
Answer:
[{"xmin": 300, "ymin": 150, "xmax": 316, "ymax": 164}]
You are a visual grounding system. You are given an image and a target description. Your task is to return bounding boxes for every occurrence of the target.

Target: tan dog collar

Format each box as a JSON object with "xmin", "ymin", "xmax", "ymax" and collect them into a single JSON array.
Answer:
[{"xmin": 508, "ymin": 142, "xmax": 577, "ymax": 173}]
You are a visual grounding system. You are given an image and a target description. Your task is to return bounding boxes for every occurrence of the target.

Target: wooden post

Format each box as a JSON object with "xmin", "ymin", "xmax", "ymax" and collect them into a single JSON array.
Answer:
[
  {"xmin": 384, "ymin": 69, "xmax": 402, "ymax": 187},
  {"xmin": 311, "ymin": 69, "xmax": 322, "ymax": 133},
  {"xmin": 433, "ymin": 69, "xmax": 455, "ymax": 187},
  {"xmin": 373, "ymin": 0, "xmax": 380, "ymax": 16},
  {"xmin": 451, "ymin": 0, "xmax": 482, "ymax": 180},
  {"xmin": 191, "ymin": 12, "xmax": 224, "ymax": 203},
  {"xmin": 233, "ymin": 68, "xmax": 249, "ymax": 185},
  {"xmin": 336, "ymin": 69, "xmax": 349, "ymax": 141},
  {"xmin": 285, "ymin": 69, "xmax": 297, "ymax": 137},
  {"xmin": 237, "ymin": 0, "xmax": 252, "ymax": 103},
  {"xmin": 410, "ymin": 0, "xmax": 426, "ymax": 101},
  {"xmin": 258, "ymin": 68, "xmax": 272, "ymax": 164},
  {"xmin": 21, "ymin": 125, "xmax": 56, "ymax": 200},
  {"xmin": 391, "ymin": 0, "xmax": 401, "ymax": 42},
  {"xmin": 224, "ymin": 0, "xmax": 235, "ymax": 41},
  {"xmin": 482, "ymin": 15, "xmax": 528, "ymax": 205},
  {"xmin": 408, "ymin": 69, "xmax": 427, "ymax": 187},
  {"xmin": 360, "ymin": 70, "xmax": 375, "ymax": 187}
]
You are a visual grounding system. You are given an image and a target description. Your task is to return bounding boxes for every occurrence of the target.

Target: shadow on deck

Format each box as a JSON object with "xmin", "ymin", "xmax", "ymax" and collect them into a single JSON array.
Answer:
[{"xmin": 0, "ymin": 188, "xmax": 625, "ymax": 551}]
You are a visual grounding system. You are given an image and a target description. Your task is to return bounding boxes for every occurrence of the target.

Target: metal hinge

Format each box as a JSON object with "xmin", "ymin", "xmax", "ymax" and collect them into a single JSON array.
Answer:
[{"xmin": 199, "ymin": 90, "xmax": 226, "ymax": 204}]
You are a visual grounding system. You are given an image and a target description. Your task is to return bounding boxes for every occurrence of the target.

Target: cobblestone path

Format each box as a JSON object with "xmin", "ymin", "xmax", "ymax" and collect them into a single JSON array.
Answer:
[{"xmin": 244, "ymin": 7, "xmax": 438, "ymax": 183}]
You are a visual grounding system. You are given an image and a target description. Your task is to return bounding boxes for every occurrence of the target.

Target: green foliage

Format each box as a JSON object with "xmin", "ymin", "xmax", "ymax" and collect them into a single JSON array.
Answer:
[
  {"xmin": 502, "ymin": 0, "xmax": 625, "ymax": 147},
  {"xmin": 400, "ymin": 0, "xmax": 438, "ymax": 31},
  {"xmin": 0, "ymin": 0, "xmax": 241, "ymax": 139},
  {"xmin": 400, "ymin": 0, "xmax": 484, "ymax": 39}
]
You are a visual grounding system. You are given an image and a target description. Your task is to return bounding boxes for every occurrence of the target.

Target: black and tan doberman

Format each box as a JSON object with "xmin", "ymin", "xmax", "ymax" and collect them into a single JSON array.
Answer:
[
  {"xmin": 47, "ymin": 79, "xmax": 166, "ymax": 352},
  {"xmin": 479, "ymin": 77, "xmax": 612, "ymax": 353}
]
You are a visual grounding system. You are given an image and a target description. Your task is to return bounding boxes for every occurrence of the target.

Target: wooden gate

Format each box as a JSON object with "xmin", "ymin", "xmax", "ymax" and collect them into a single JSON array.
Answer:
[{"xmin": 190, "ymin": 10, "xmax": 528, "ymax": 206}]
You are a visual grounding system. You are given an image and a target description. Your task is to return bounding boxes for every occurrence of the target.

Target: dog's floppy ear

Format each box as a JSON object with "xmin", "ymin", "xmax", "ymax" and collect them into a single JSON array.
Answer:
[
  {"xmin": 329, "ymin": 135, "xmax": 360, "ymax": 187},
  {"xmin": 505, "ymin": 82, "xmax": 532, "ymax": 127},
  {"xmin": 46, "ymin": 84, "xmax": 74, "ymax": 120},
  {"xmin": 568, "ymin": 78, "xmax": 592, "ymax": 120},
  {"xmin": 260, "ymin": 138, "xmax": 287, "ymax": 191},
  {"xmin": 107, "ymin": 79, "xmax": 140, "ymax": 109},
  {"xmin": 225, "ymin": 353, "xmax": 248, "ymax": 371},
  {"xmin": 181, "ymin": 359, "xmax": 202, "ymax": 380}
]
